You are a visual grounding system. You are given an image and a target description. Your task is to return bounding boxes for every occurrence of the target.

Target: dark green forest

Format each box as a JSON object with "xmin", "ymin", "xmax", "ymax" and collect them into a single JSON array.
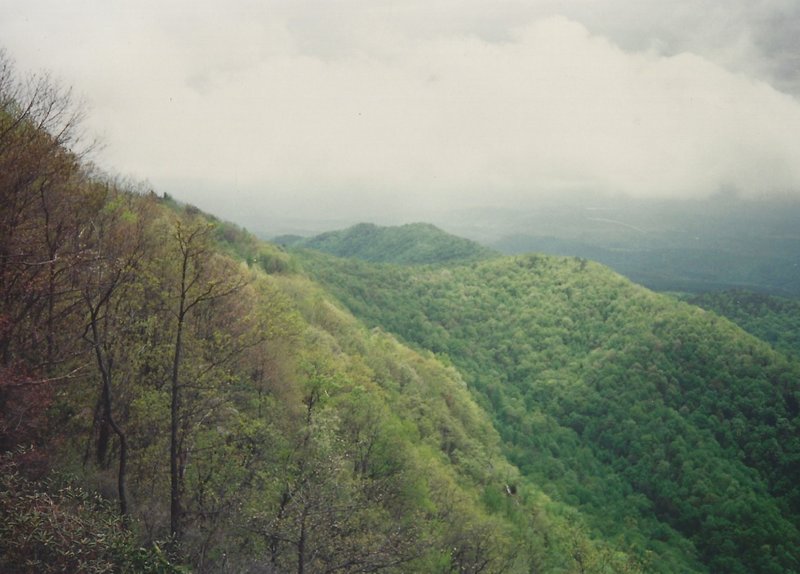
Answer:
[
  {"xmin": 2, "ymin": 53, "xmax": 800, "ymax": 573},
  {"xmin": 687, "ymin": 290, "xmax": 800, "ymax": 359},
  {"xmin": 294, "ymin": 238, "xmax": 800, "ymax": 574},
  {"xmin": 279, "ymin": 222, "xmax": 497, "ymax": 266}
]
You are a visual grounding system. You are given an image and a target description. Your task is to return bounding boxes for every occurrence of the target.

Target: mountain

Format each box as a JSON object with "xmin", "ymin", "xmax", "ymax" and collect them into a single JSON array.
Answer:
[
  {"xmin": 688, "ymin": 290, "xmax": 800, "ymax": 359},
  {"xmin": 271, "ymin": 197, "xmax": 800, "ymax": 296},
  {"xmin": 291, "ymin": 222, "xmax": 498, "ymax": 265},
  {"xmin": 295, "ymin": 247, "xmax": 800, "ymax": 574}
]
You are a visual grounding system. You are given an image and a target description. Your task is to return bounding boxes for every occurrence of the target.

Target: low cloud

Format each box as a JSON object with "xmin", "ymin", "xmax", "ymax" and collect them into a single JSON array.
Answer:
[{"xmin": 3, "ymin": 2, "xmax": 800, "ymax": 227}]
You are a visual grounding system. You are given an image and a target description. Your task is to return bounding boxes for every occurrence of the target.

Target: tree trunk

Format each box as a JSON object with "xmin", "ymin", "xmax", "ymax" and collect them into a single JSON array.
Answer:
[
  {"xmin": 170, "ymin": 248, "xmax": 189, "ymax": 545},
  {"xmin": 298, "ymin": 507, "xmax": 308, "ymax": 574},
  {"xmin": 170, "ymin": 311, "xmax": 184, "ymax": 543},
  {"xmin": 89, "ymin": 316, "xmax": 129, "ymax": 517}
]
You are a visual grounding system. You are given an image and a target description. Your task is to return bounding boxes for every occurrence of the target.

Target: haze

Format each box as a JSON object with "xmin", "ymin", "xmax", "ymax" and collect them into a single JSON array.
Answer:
[{"xmin": 3, "ymin": 0, "xmax": 800, "ymax": 234}]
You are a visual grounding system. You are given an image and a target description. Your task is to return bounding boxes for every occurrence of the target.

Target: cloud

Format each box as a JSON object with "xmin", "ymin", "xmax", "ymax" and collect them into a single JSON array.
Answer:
[{"xmin": 2, "ymin": 2, "xmax": 800, "ymax": 227}]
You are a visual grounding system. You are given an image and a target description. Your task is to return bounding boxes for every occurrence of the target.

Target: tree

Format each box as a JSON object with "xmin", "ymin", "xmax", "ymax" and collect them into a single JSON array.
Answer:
[
  {"xmin": 0, "ymin": 50, "xmax": 98, "ymax": 471},
  {"xmin": 0, "ymin": 51, "xmax": 89, "ymax": 368},
  {"xmin": 164, "ymin": 217, "xmax": 247, "ymax": 548},
  {"xmin": 247, "ymin": 362, "xmax": 423, "ymax": 573},
  {"xmin": 79, "ymin": 187, "xmax": 158, "ymax": 517}
]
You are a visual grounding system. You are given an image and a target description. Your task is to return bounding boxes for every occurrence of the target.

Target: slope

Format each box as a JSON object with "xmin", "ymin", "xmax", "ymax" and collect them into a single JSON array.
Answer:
[
  {"xmin": 688, "ymin": 290, "xmax": 800, "ymax": 359},
  {"xmin": 295, "ymin": 248, "xmax": 800, "ymax": 574}
]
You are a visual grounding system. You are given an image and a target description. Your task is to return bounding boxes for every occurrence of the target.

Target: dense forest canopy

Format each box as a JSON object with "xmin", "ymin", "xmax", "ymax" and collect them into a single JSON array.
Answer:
[
  {"xmin": 294, "ymin": 239, "xmax": 800, "ymax": 574},
  {"xmin": 687, "ymin": 290, "xmax": 800, "ymax": 359},
  {"xmin": 2, "ymin": 51, "xmax": 800, "ymax": 574}
]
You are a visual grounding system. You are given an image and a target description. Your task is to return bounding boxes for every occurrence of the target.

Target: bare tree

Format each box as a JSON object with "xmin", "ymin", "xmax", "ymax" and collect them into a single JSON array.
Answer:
[
  {"xmin": 166, "ymin": 218, "xmax": 247, "ymax": 548},
  {"xmin": 0, "ymin": 49, "xmax": 94, "ymax": 368}
]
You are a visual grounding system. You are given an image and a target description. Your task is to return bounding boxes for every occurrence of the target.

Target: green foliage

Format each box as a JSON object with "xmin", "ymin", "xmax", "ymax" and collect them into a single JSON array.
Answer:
[
  {"xmin": 295, "ymin": 222, "xmax": 498, "ymax": 265},
  {"xmin": 688, "ymin": 289, "xmax": 800, "ymax": 358},
  {"xmin": 297, "ymin": 249, "xmax": 800, "ymax": 573}
]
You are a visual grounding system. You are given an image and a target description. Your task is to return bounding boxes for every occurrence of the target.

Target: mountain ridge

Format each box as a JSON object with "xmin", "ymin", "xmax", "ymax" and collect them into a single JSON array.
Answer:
[{"xmin": 286, "ymin": 221, "xmax": 498, "ymax": 265}]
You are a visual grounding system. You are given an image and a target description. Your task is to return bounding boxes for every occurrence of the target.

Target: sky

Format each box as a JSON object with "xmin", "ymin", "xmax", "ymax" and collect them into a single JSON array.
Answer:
[{"xmin": 3, "ymin": 1, "xmax": 800, "ymax": 233}]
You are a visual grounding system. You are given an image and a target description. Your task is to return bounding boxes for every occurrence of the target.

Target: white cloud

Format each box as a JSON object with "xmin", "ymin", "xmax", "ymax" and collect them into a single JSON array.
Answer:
[{"xmin": 2, "ymin": 2, "xmax": 800, "ymax": 226}]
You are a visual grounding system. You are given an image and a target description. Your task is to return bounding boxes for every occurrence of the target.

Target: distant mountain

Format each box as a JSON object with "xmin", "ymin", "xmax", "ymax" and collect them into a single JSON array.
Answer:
[
  {"xmin": 433, "ymin": 197, "xmax": 800, "ymax": 296},
  {"xmin": 292, "ymin": 222, "xmax": 498, "ymax": 265},
  {"xmin": 491, "ymin": 235, "xmax": 800, "ymax": 295}
]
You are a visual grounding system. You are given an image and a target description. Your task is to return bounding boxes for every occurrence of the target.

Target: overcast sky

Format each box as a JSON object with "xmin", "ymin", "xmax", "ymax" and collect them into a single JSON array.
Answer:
[{"xmin": 3, "ymin": 1, "xmax": 800, "ymax": 231}]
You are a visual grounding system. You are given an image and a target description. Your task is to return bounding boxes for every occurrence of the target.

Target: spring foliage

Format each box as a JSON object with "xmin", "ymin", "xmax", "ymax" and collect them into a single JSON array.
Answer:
[{"xmin": 295, "ymin": 247, "xmax": 800, "ymax": 574}]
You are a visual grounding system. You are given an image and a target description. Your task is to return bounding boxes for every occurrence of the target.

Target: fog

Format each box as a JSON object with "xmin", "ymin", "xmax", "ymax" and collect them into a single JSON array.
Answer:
[{"xmin": 3, "ymin": 1, "xmax": 800, "ymax": 234}]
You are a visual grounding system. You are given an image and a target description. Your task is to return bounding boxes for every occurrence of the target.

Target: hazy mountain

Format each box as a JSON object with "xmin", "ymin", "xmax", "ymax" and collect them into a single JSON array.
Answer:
[
  {"xmin": 433, "ymin": 196, "xmax": 800, "ymax": 296},
  {"xmin": 290, "ymin": 222, "xmax": 498, "ymax": 265},
  {"xmin": 265, "ymin": 195, "xmax": 800, "ymax": 296}
]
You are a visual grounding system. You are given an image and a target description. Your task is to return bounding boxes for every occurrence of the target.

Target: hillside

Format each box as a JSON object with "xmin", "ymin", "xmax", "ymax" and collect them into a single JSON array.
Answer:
[
  {"xmin": 288, "ymin": 222, "xmax": 498, "ymax": 265},
  {"xmin": 0, "ymin": 62, "xmax": 648, "ymax": 573},
  {"xmin": 296, "ymin": 248, "xmax": 800, "ymax": 574},
  {"xmin": 688, "ymin": 290, "xmax": 800, "ymax": 359}
]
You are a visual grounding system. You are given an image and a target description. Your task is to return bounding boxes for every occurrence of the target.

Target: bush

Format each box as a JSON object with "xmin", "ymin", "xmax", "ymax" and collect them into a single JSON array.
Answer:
[{"xmin": 0, "ymin": 451, "xmax": 184, "ymax": 574}]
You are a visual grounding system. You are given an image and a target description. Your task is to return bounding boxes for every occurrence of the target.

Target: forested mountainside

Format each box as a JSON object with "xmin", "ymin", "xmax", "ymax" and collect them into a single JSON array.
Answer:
[
  {"xmin": 0, "ymin": 58, "xmax": 648, "ymax": 573},
  {"xmin": 279, "ymin": 222, "xmax": 497, "ymax": 265},
  {"xmin": 688, "ymin": 290, "xmax": 800, "ymax": 359},
  {"xmin": 294, "ymin": 246, "xmax": 800, "ymax": 574}
]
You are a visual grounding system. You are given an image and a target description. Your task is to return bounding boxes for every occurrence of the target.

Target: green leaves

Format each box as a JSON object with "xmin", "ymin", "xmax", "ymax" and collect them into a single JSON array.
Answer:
[
  {"xmin": 297, "ymin": 248, "xmax": 800, "ymax": 573},
  {"xmin": 295, "ymin": 222, "xmax": 498, "ymax": 266}
]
